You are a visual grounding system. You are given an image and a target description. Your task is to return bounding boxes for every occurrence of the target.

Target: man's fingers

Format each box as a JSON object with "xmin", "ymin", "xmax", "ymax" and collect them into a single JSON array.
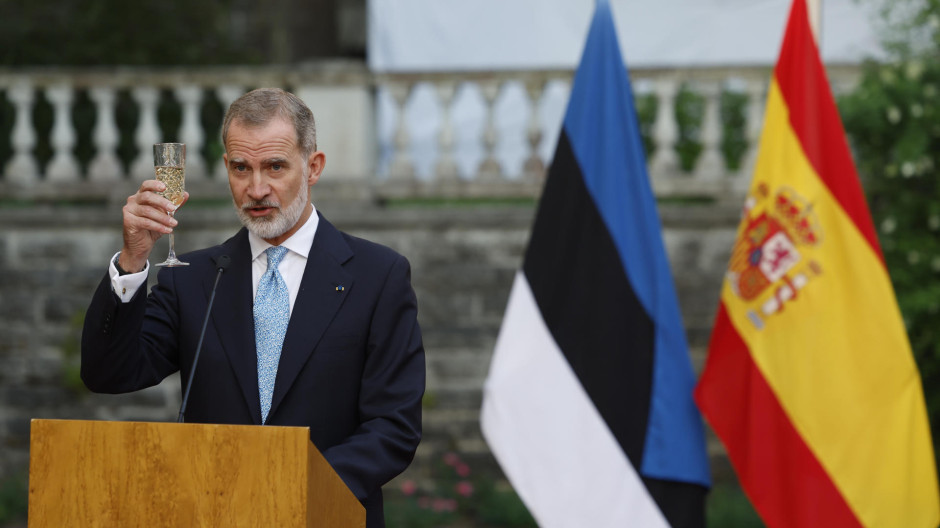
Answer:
[
  {"xmin": 136, "ymin": 216, "xmax": 174, "ymax": 235},
  {"xmin": 138, "ymin": 179, "xmax": 166, "ymax": 194},
  {"xmin": 135, "ymin": 179, "xmax": 179, "ymax": 213},
  {"xmin": 136, "ymin": 192, "xmax": 179, "ymax": 214},
  {"xmin": 124, "ymin": 197, "xmax": 177, "ymax": 235},
  {"xmin": 126, "ymin": 206, "xmax": 176, "ymax": 232}
]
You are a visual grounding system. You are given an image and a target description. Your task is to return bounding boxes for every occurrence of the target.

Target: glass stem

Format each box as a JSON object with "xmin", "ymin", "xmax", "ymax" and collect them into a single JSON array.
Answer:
[{"xmin": 166, "ymin": 211, "xmax": 178, "ymax": 261}]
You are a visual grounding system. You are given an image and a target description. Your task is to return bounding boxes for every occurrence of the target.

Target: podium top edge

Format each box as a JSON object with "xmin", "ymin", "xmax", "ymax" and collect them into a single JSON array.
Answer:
[{"xmin": 30, "ymin": 418, "xmax": 311, "ymax": 434}]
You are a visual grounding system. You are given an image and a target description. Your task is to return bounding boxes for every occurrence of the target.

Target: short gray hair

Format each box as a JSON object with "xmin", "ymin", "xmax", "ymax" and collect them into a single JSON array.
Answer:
[{"xmin": 221, "ymin": 88, "xmax": 317, "ymax": 157}]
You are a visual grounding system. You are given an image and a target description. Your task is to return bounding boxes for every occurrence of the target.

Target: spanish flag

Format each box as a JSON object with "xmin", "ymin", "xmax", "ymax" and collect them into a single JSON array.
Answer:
[{"xmin": 694, "ymin": 1, "xmax": 940, "ymax": 527}]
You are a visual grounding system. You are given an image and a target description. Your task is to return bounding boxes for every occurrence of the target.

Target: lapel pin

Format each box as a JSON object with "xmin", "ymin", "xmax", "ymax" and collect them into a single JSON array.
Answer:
[{"xmin": 336, "ymin": 285, "xmax": 345, "ymax": 292}]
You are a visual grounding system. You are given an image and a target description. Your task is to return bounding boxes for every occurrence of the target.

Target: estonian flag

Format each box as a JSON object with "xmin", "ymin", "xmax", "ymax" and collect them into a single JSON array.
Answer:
[{"xmin": 480, "ymin": 1, "xmax": 711, "ymax": 527}]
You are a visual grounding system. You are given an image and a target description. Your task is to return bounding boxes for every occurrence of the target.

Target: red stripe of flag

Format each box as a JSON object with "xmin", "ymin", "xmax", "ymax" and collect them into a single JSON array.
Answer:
[{"xmin": 694, "ymin": 304, "xmax": 863, "ymax": 528}]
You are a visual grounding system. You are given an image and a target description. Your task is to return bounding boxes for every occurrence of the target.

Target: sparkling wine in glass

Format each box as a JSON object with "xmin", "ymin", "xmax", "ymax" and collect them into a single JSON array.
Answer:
[{"xmin": 154, "ymin": 143, "xmax": 189, "ymax": 267}]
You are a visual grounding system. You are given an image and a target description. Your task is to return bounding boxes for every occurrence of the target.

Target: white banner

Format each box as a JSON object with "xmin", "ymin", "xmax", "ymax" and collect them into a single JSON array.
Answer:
[{"xmin": 368, "ymin": 0, "xmax": 883, "ymax": 72}]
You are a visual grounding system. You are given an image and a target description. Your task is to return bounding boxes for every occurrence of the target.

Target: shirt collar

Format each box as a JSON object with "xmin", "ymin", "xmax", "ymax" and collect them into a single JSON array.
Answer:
[{"xmin": 248, "ymin": 203, "xmax": 319, "ymax": 262}]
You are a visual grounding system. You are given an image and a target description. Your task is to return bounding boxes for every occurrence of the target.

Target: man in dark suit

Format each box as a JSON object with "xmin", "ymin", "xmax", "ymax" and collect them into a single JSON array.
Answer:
[{"xmin": 81, "ymin": 88, "xmax": 425, "ymax": 527}]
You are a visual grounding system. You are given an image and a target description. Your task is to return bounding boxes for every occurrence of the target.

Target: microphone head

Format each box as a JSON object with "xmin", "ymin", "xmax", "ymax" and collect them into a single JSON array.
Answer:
[{"xmin": 213, "ymin": 254, "xmax": 231, "ymax": 270}]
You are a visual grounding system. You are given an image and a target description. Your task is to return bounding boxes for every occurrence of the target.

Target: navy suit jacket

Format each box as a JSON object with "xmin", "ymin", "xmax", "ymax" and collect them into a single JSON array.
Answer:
[{"xmin": 81, "ymin": 213, "xmax": 425, "ymax": 527}]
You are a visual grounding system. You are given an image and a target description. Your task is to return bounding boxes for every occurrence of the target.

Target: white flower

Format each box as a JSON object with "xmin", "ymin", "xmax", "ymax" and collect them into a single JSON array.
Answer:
[
  {"xmin": 906, "ymin": 61, "xmax": 925, "ymax": 80},
  {"xmin": 887, "ymin": 106, "xmax": 902, "ymax": 123},
  {"xmin": 880, "ymin": 68, "xmax": 897, "ymax": 84},
  {"xmin": 901, "ymin": 161, "xmax": 917, "ymax": 177},
  {"xmin": 881, "ymin": 216, "xmax": 897, "ymax": 234},
  {"xmin": 929, "ymin": 215, "xmax": 940, "ymax": 231},
  {"xmin": 908, "ymin": 251, "xmax": 921, "ymax": 265}
]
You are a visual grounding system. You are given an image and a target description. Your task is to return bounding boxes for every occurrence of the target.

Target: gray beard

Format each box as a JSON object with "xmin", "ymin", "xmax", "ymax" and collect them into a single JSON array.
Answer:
[{"xmin": 234, "ymin": 182, "xmax": 309, "ymax": 241}]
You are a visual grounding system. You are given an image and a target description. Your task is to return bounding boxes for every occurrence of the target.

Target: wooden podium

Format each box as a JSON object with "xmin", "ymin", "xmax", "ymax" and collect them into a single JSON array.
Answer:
[{"xmin": 28, "ymin": 419, "xmax": 365, "ymax": 527}]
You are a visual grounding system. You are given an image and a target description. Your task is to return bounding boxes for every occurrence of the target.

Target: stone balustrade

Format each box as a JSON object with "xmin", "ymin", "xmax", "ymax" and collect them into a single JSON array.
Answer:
[{"xmin": 0, "ymin": 63, "xmax": 861, "ymax": 202}]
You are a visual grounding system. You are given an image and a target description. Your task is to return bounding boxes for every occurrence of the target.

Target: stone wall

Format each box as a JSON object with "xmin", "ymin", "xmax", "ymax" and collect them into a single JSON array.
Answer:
[{"xmin": 0, "ymin": 194, "xmax": 739, "ymax": 486}]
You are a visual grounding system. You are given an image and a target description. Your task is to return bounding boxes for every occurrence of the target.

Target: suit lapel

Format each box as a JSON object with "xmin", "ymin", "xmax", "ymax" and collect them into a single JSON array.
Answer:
[
  {"xmin": 270, "ymin": 215, "xmax": 353, "ymax": 417},
  {"xmin": 205, "ymin": 229, "xmax": 264, "ymax": 424}
]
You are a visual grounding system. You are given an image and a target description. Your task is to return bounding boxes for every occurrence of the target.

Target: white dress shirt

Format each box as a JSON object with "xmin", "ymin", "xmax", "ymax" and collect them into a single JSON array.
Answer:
[
  {"xmin": 110, "ymin": 205, "xmax": 320, "ymax": 315},
  {"xmin": 246, "ymin": 206, "xmax": 319, "ymax": 314}
]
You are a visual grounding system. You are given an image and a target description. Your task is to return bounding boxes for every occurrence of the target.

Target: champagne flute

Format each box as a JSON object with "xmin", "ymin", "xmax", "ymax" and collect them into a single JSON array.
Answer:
[{"xmin": 153, "ymin": 143, "xmax": 189, "ymax": 267}]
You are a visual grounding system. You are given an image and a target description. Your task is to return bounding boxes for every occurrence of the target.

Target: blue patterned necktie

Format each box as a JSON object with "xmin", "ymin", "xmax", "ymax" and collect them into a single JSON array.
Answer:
[{"xmin": 254, "ymin": 245, "xmax": 290, "ymax": 424}]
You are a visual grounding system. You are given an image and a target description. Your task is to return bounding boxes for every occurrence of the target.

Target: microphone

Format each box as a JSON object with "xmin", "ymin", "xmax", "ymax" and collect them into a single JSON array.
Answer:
[{"xmin": 178, "ymin": 254, "xmax": 231, "ymax": 423}]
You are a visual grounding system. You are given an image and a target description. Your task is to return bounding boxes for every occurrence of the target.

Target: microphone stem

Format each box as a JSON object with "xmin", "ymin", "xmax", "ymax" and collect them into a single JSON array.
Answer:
[{"xmin": 178, "ymin": 266, "xmax": 224, "ymax": 423}]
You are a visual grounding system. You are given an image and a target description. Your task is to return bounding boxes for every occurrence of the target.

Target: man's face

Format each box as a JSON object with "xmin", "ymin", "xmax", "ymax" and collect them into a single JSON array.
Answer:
[{"xmin": 223, "ymin": 117, "xmax": 324, "ymax": 244}]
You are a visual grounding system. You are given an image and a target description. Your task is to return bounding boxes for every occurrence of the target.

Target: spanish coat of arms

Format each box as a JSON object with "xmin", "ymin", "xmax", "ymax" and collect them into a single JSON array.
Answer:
[{"xmin": 726, "ymin": 183, "xmax": 823, "ymax": 330}]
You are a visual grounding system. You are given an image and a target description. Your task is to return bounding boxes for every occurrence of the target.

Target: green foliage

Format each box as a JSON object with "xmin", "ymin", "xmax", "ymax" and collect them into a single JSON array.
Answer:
[
  {"xmin": 635, "ymin": 91, "xmax": 658, "ymax": 158},
  {"xmin": 675, "ymin": 84, "xmax": 705, "ymax": 172},
  {"xmin": 720, "ymin": 90, "xmax": 749, "ymax": 171},
  {"xmin": 869, "ymin": 0, "xmax": 940, "ymax": 58},
  {"xmin": 61, "ymin": 310, "xmax": 88, "ymax": 394},
  {"xmin": 385, "ymin": 452, "xmax": 536, "ymax": 527},
  {"xmin": 0, "ymin": 473, "xmax": 27, "ymax": 524},
  {"xmin": 0, "ymin": 0, "xmax": 261, "ymax": 66},
  {"xmin": 469, "ymin": 479, "xmax": 536, "ymax": 527},
  {"xmin": 706, "ymin": 484, "xmax": 765, "ymax": 528},
  {"xmin": 385, "ymin": 495, "xmax": 459, "ymax": 528},
  {"xmin": 838, "ymin": 2, "xmax": 940, "ymax": 459}
]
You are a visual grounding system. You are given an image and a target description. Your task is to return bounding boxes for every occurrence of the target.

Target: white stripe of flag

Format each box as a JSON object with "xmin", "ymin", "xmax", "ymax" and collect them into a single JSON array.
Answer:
[{"xmin": 481, "ymin": 271, "xmax": 670, "ymax": 528}]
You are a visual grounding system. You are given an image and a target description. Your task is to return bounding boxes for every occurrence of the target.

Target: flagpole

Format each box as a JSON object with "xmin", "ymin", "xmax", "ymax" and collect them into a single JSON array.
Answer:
[{"xmin": 807, "ymin": 0, "xmax": 821, "ymax": 46}]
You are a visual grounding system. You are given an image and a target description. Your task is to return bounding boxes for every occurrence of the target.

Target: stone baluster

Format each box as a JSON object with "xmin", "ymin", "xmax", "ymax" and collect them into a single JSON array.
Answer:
[
  {"xmin": 87, "ymin": 87, "xmax": 122, "ymax": 181},
  {"xmin": 175, "ymin": 85, "xmax": 205, "ymax": 180},
  {"xmin": 5, "ymin": 82, "xmax": 39, "ymax": 184},
  {"xmin": 477, "ymin": 80, "xmax": 502, "ymax": 182},
  {"xmin": 45, "ymin": 84, "xmax": 81, "ymax": 182},
  {"xmin": 693, "ymin": 80, "xmax": 725, "ymax": 180},
  {"xmin": 523, "ymin": 78, "xmax": 546, "ymax": 183},
  {"xmin": 130, "ymin": 87, "xmax": 162, "ymax": 180},
  {"xmin": 737, "ymin": 78, "xmax": 766, "ymax": 191},
  {"xmin": 434, "ymin": 82, "xmax": 459, "ymax": 184},
  {"xmin": 387, "ymin": 82, "xmax": 415, "ymax": 182},
  {"xmin": 650, "ymin": 77, "xmax": 679, "ymax": 176},
  {"xmin": 215, "ymin": 85, "xmax": 244, "ymax": 178}
]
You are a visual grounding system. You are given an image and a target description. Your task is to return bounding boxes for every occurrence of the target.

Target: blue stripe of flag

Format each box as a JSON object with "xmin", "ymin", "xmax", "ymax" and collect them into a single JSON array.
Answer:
[{"xmin": 561, "ymin": 0, "xmax": 711, "ymax": 487}]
